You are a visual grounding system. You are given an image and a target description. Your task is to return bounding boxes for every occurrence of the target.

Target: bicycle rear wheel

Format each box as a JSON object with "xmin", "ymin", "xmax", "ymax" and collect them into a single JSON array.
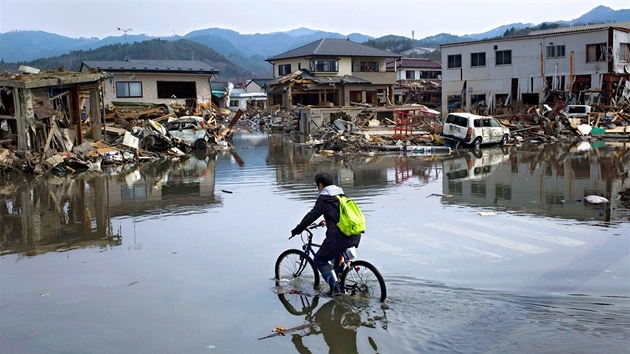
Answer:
[
  {"xmin": 275, "ymin": 249, "xmax": 320, "ymax": 289},
  {"xmin": 340, "ymin": 260, "xmax": 387, "ymax": 302}
]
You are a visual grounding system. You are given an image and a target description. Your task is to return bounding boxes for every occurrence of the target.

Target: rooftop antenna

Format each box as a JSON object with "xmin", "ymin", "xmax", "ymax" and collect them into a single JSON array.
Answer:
[{"xmin": 118, "ymin": 27, "xmax": 132, "ymax": 60}]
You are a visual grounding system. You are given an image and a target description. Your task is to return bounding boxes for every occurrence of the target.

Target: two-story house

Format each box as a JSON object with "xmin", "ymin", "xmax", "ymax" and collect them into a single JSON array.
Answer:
[
  {"xmin": 440, "ymin": 22, "xmax": 630, "ymax": 119},
  {"xmin": 386, "ymin": 57, "xmax": 442, "ymax": 105},
  {"xmin": 265, "ymin": 38, "xmax": 401, "ymax": 108},
  {"xmin": 80, "ymin": 60, "xmax": 219, "ymax": 108}
]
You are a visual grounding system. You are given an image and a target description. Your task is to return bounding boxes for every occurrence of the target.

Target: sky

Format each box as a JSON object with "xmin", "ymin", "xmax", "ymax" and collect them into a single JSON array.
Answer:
[{"xmin": 1, "ymin": 1, "xmax": 628, "ymax": 40}]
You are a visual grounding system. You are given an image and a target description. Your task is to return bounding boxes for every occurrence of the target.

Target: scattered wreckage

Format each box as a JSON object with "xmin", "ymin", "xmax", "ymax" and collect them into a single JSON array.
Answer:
[
  {"xmin": 280, "ymin": 98, "xmax": 630, "ymax": 156},
  {"xmin": 0, "ymin": 108, "xmax": 243, "ymax": 176}
]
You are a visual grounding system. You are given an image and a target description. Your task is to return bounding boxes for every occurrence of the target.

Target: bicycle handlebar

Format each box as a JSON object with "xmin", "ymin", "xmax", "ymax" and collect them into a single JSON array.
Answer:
[{"xmin": 288, "ymin": 222, "xmax": 323, "ymax": 239}]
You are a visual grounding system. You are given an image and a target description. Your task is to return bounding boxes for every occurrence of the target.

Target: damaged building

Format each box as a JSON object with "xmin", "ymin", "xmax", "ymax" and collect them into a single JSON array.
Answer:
[
  {"xmin": 265, "ymin": 38, "xmax": 401, "ymax": 108},
  {"xmin": 80, "ymin": 60, "xmax": 219, "ymax": 110},
  {"xmin": 0, "ymin": 68, "xmax": 104, "ymax": 151},
  {"xmin": 440, "ymin": 22, "xmax": 630, "ymax": 119}
]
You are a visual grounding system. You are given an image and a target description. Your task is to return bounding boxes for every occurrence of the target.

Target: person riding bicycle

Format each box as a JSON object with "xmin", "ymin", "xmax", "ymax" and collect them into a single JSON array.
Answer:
[{"xmin": 291, "ymin": 172, "xmax": 362, "ymax": 296}]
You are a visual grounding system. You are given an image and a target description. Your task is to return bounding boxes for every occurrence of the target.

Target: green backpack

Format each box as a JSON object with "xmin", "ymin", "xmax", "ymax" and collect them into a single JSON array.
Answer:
[{"xmin": 336, "ymin": 195, "xmax": 366, "ymax": 236}]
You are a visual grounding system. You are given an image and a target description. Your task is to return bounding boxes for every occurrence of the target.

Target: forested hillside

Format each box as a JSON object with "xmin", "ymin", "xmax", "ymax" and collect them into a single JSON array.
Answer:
[{"xmin": 1, "ymin": 39, "xmax": 255, "ymax": 82}]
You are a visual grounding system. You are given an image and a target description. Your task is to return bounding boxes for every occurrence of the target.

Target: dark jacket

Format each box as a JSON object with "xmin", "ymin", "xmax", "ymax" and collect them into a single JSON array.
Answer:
[{"xmin": 292, "ymin": 185, "xmax": 361, "ymax": 257}]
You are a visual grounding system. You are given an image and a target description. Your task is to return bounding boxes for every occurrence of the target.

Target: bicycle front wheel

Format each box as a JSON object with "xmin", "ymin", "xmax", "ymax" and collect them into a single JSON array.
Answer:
[
  {"xmin": 275, "ymin": 249, "xmax": 320, "ymax": 289},
  {"xmin": 341, "ymin": 260, "xmax": 387, "ymax": 302}
]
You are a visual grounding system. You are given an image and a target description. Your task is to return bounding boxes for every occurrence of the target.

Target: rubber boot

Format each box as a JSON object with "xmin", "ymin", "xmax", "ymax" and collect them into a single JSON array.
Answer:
[{"xmin": 321, "ymin": 270, "xmax": 342, "ymax": 297}]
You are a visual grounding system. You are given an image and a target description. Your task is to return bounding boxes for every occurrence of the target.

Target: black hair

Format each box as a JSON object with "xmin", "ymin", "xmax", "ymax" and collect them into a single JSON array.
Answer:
[{"xmin": 314, "ymin": 172, "xmax": 334, "ymax": 187}]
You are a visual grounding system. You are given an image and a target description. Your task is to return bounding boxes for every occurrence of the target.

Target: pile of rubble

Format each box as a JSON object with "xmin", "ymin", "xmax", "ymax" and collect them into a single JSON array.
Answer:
[
  {"xmin": 499, "ymin": 102, "xmax": 630, "ymax": 143},
  {"xmin": 289, "ymin": 106, "xmax": 446, "ymax": 155},
  {"xmin": 278, "ymin": 101, "xmax": 630, "ymax": 155},
  {"xmin": 0, "ymin": 106, "xmax": 243, "ymax": 177}
]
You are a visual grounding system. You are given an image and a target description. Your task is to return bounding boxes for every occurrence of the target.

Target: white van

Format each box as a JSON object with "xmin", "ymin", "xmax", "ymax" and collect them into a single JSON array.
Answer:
[{"xmin": 441, "ymin": 113, "xmax": 510, "ymax": 149}]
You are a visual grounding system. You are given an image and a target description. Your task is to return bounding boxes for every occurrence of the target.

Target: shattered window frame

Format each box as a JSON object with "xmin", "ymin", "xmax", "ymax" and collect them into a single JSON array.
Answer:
[
  {"xmin": 310, "ymin": 60, "xmax": 339, "ymax": 73},
  {"xmin": 586, "ymin": 43, "xmax": 608, "ymax": 63},
  {"xmin": 447, "ymin": 54, "xmax": 462, "ymax": 69},
  {"xmin": 470, "ymin": 52, "xmax": 486, "ymax": 67},
  {"xmin": 278, "ymin": 64, "xmax": 291, "ymax": 76},
  {"xmin": 546, "ymin": 45, "xmax": 566, "ymax": 59},
  {"xmin": 495, "ymin": 50, "xmax": 512, "ymax": 66},
  {"xmin": 115, "ymin": 81, "xmax": 142, "ymax": 98},
  {"xmin": 620, "ymin": 43, "xmax": 630, "ymax": 62}
]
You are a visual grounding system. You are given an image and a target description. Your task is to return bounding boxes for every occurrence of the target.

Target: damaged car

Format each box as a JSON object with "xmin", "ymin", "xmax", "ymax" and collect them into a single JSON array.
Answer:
[
  {"xmin": 441, "ymin": 112, "xmax": 510, "ymax": 149},
  {"xmin": 163, "ymin": 116, "xmax": 214, "ymax": 150},
  {"xmin": 140, "ymin": 116, "xmax": 214, "ymax": 151}
]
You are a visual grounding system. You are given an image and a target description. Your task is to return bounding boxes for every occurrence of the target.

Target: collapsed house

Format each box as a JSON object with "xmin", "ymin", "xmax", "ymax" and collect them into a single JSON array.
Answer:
[
  {"xmin": 0, "ymin": 67, "xmax": 105, "ymax": 152},
  {"xmin": 0, "ymin": 66, "xmax": 243, "ymax": 176}
]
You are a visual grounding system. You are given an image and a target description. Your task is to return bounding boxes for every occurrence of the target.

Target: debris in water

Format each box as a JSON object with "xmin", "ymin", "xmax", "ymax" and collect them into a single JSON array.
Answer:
[
  {"xmin": 258, "ymin": 323, "xmax": 319, "ymax": 340},
  {"xmin": 584, "ymin": 195, "xmax": 609, "ymax": 204},
  {"xmin": 128, "ymin": 279, "xmax": 147, "ymax": 286},
  {"xmin": 478, "ymin": 211, "xmax": 496, "ymax": 216}
]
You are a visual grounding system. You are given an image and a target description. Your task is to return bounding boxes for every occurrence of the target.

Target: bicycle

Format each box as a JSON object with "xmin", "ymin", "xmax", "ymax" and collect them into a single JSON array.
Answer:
[{"xmin": 274, "ymin": 223, "xmax": 387, "ymax": 302}]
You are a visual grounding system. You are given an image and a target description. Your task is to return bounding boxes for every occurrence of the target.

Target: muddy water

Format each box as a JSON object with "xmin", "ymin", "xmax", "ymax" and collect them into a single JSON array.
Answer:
[{"xmin": 1, "ymin": 133, "xmax": 628, "ymax": 353}]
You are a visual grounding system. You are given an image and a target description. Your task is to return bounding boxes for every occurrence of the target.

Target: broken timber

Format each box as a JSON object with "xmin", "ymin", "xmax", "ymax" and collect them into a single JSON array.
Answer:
[{"xmin": 258, "ymin": 322, "xmax": 320, "ymax": 340}]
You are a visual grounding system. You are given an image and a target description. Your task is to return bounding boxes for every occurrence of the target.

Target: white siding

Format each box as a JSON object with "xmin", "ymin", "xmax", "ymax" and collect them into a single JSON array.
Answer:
[{"xmin": 441, "ymin": 25, "xmax": 630, "ymax": 119}]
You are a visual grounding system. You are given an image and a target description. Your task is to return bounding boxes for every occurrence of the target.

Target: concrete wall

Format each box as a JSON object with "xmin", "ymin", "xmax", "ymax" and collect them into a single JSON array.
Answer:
[
  {"xmin": 440, "ymin": 26, "xmax": 630, "ymax": 119},
  {"xmin": 101, "ymin": 72, "xmax": 212, "ymax": 106}
]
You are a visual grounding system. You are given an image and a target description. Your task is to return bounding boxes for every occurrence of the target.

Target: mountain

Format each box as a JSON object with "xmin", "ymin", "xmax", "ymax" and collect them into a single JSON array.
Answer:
[
  {"xmin": 0, "ymin": 5, "xmax": 627, "ymax": 80},
  {"xmin": 1, "ymin": 39, "xmax": 251, "ymax": 81},
  {"xmin": 567, "ymin": 5, "xmax": 630, "ymax": 25}
]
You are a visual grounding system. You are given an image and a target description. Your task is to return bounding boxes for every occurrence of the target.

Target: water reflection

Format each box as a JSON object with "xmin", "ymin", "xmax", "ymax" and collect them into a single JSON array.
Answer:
[
  {"xmin": 440, "ymin": 142, "xmax": 630, "ymax": 223},
  {"xmin": 276, "ymin": 292, "xmax": 387, "ymax": 354},
  {"xmin": 2, "ymin": 133, "xmax": 629, "ymax": 257},
  {"xmin": 270, "ymin": 134, "xmax": 630, "ymax": 223},
  {"xmin": 0, "ymin": 150, "xmax": 220, "ymax": 256}
]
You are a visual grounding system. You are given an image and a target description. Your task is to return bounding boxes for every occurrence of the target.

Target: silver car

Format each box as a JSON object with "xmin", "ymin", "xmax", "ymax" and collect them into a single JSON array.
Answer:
[
  {"xmin": 164, "ymin": 116, "xmax": 213, "ymax": 150},
  {"xmin": 441, "ymin": 112, "xmax": 510, "ymax": 149}
]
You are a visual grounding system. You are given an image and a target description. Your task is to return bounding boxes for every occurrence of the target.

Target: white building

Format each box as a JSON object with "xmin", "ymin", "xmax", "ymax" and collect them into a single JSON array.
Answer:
[
  {"xmin": 440, "ymin": 22, "xmax": 630, "ymax": 119},
  {"xmin": 228, "ymin": 88, "xmax": 267, "ymax": 112}
]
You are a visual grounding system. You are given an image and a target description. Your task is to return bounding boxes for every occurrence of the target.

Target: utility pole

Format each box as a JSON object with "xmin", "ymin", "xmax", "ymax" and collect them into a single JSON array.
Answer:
[
  {"xmin": 118, "ymin": 27, "xmax": 132, "ymax": 61},
  {"xmin": 411, "ymin": 31, "xmax": 415, "ymax": 58}
]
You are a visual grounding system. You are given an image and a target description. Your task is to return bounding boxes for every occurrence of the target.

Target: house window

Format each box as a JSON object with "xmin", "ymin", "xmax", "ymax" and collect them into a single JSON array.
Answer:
[
  {"xmin": 586, "ymin": 43, "xmax": 608, "ymax": 62},
  {"xmin": 406, "ymin": 70, "xmax": 415, "ymax": 79},
  {"xmin": 546, "ymin": 45, "xmax": 566, "ymax": 58},
  {"xmin": 116, "ymin": 81, "xmax": 142, "ymax": 98},
  {"xmin": 156, "ymin": 81, "xmax": 196, "ymax": 99},
  {"xmin": 620, "ymin": 43, "xmax": 630, "ymax": 62},
  {"xmin": 471, "ymin": 52, "xmax": 486, "ymax": 67},
  {"xmin": 278, "ymin": 64, "xmax": 291, "ymax": 76},
  {"xmin": 495, "ymin": 50, "xmax": 512, "ymax": 65},
  {"xmin": 310, "ymin": 60, "xmax": 338, "ymax": 73},
  {"xmin": 447, "ymin": 54, "xmax": 461, "ymax": 68},
  {"xmin": 360, "ymin": 61, "xmax": 379, "ymax": 72},
  {"xmin": 229, "ymin": 100, "xmax": 239, "ymax": 108},
  {"xmin": 424, "ymin": 71, "xmax": 440, "ymax": 79}
]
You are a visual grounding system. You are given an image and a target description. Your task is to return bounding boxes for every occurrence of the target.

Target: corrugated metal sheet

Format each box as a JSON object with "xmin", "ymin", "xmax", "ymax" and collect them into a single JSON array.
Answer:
[{"xmin": 82, "ymin": 60, "xmax": 218, "ymax": 74}]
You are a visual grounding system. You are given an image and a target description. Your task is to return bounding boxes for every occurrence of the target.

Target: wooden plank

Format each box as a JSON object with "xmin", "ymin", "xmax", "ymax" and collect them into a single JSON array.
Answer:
[{"xmin": 104, "ymin": 126, "xmax": 128, "ymax": 136}]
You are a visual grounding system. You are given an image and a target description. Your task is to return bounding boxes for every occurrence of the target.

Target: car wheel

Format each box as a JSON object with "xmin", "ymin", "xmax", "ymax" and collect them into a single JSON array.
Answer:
[
  {"xmin": 500, "ymin": 134, "xmax": 508, "ymax": 146},
  {"xmin": 472, "ymin": 146, "xmax": 483, "ymax": 158},
  {"xmin": 472, "ymin": 137, "xmax": 482, "ymax": 150},
  {"xmin": 194, "ymin": 139, "xmax": 207, "ymax": 150}
]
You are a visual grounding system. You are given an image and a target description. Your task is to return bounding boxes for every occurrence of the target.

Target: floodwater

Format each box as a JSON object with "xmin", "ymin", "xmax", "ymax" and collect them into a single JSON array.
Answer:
[{"xmin": 1, "ymin": 133, "xmax": 629, "ymax": 353}]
